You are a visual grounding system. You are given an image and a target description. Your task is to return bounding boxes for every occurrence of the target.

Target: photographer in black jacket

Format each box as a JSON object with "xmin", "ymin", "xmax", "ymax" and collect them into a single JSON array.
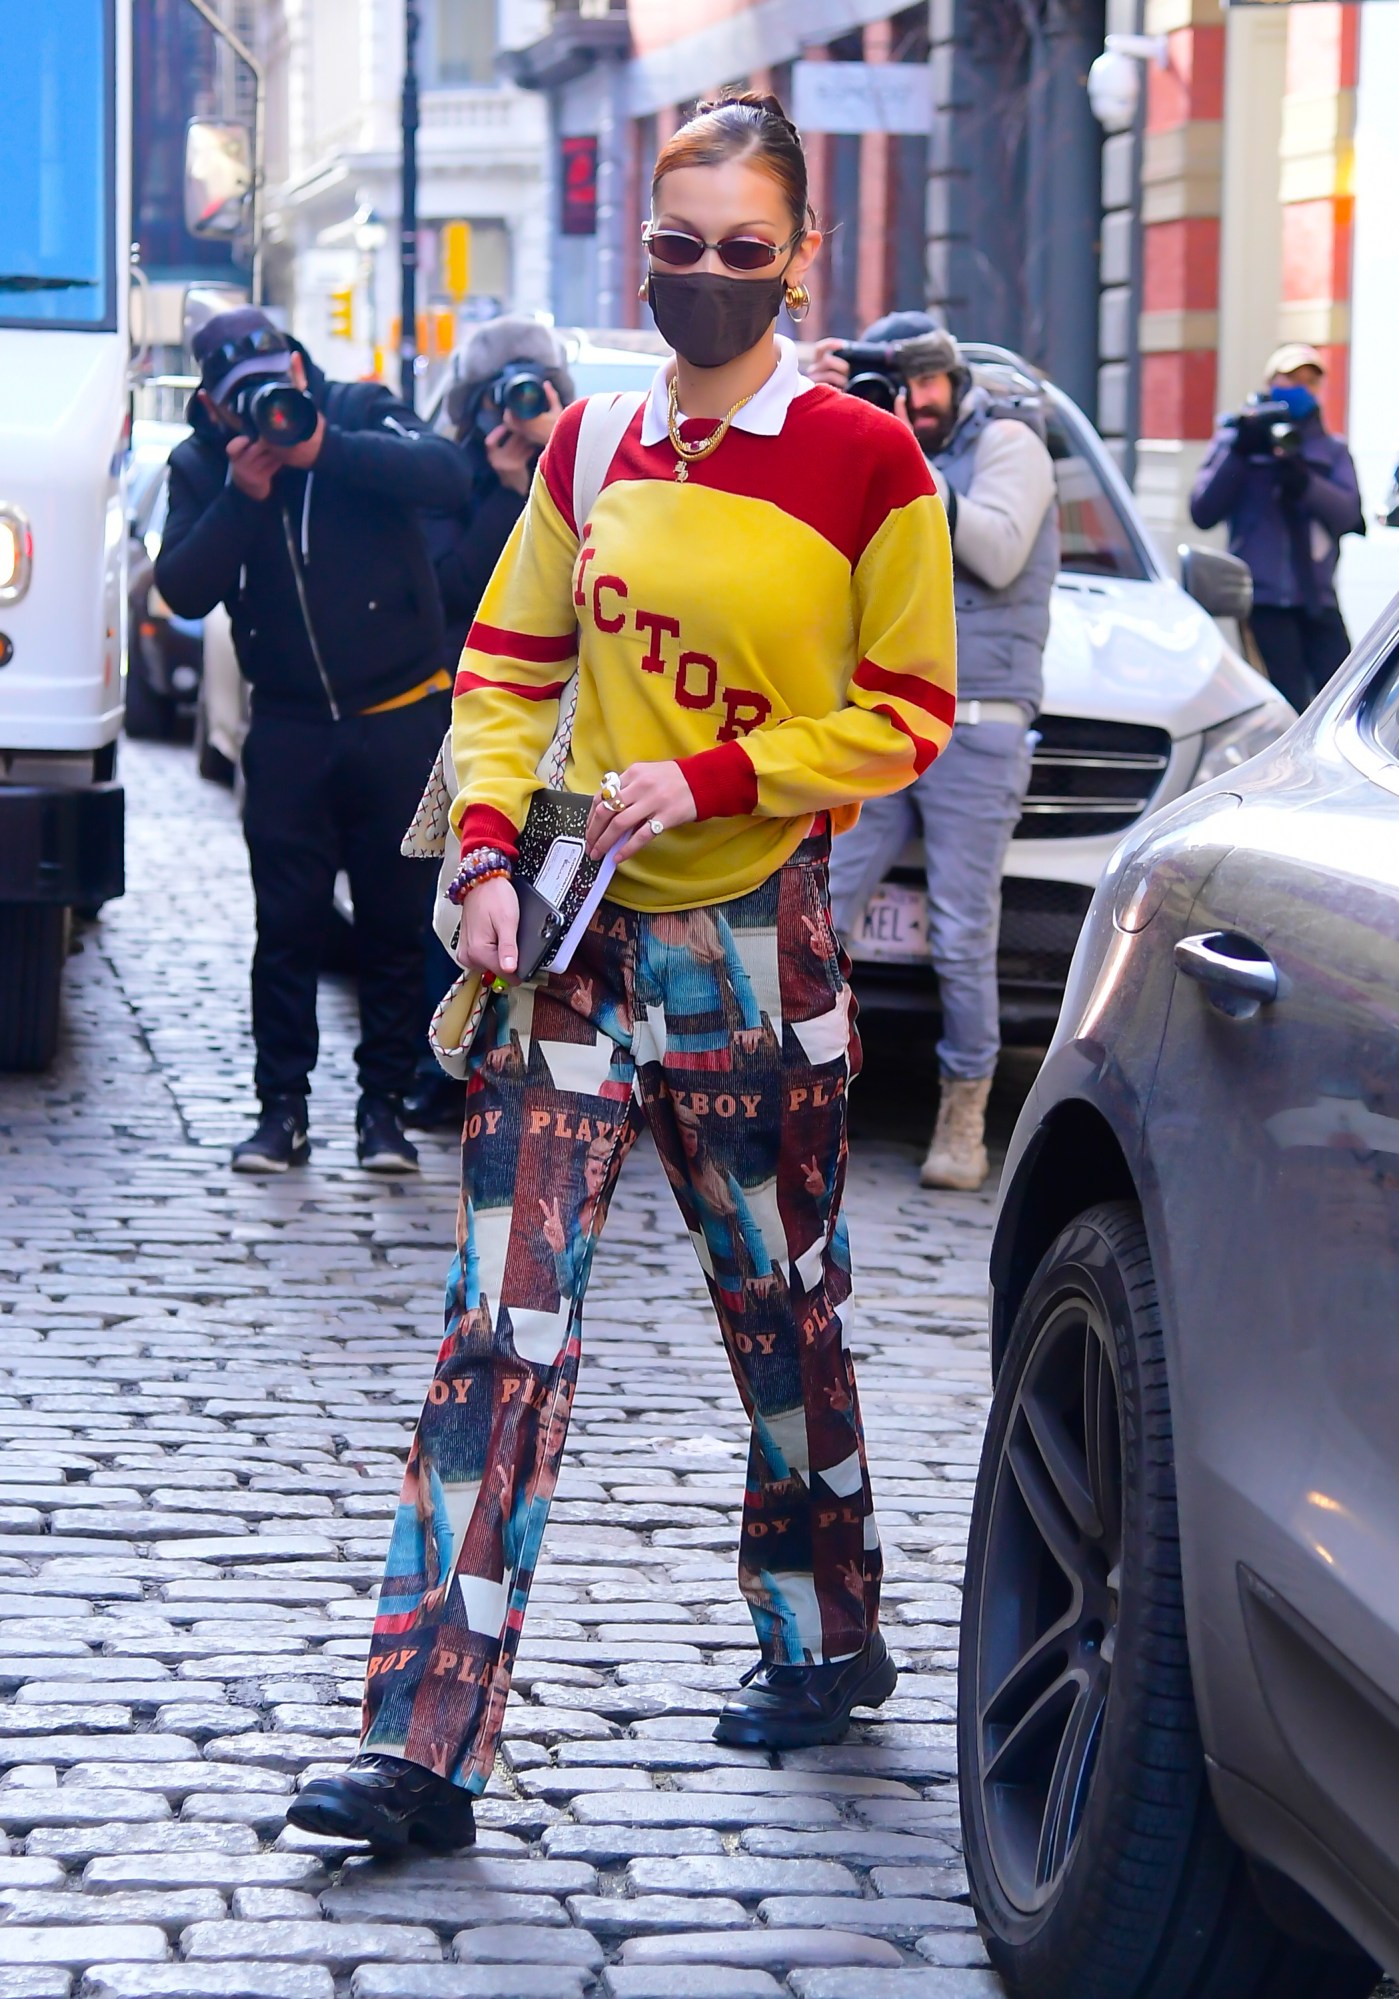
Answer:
[{"xmin": 156, "ymin": 308, "xmax": 471, "ymax": 1175}]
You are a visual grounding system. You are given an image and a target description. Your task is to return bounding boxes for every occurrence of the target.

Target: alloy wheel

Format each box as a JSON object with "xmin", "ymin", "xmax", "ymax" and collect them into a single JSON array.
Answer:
[{"xmin": 970, "ymin": 1280, "xmax": 1124, "ymax": 1912}]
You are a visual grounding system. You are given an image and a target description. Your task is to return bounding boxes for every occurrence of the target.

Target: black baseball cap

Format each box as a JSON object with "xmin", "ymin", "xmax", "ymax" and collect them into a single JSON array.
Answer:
[{"xmin": 192, "ymin": 307, "xmax": 293, "ymax": 403}]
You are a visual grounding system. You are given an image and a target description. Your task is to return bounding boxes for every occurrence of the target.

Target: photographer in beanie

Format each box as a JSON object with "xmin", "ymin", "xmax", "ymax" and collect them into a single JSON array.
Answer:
[
  {"xmin": 156, "ymin": 308, "xmax": 471, "ymax": 1175},
  {"xmin": 810, "ymin": 314, "xmax": 1057, "ymax": 1192},
  {"xmin": 402, "ymin": 319, "xmax": 575, "ymax": 1131},
  {"xmin": 428, "ymin": 318, "xmax": 575, "ymax": 663}
]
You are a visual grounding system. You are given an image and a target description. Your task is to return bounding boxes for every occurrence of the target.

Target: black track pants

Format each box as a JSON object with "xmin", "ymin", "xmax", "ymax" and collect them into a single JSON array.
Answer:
[{"xmin": 241, "ymin": 696, "xmax": 447, "ymax": 1103}]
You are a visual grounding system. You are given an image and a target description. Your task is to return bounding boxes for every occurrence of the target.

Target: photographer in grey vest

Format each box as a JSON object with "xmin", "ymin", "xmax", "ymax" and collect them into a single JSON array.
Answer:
[{"xmin": 811, "ymin": 317, "xmax": 1058, "ymax": 1190}]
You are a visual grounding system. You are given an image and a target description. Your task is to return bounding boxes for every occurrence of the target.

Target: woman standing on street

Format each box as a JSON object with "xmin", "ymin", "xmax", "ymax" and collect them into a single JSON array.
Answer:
[{"xmin": 291, "ymin": 90, "xmax": 957, "ymax": 1855}]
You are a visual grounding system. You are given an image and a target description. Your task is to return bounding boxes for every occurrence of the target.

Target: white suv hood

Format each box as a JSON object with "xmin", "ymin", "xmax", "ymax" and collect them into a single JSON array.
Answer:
[{"xmin": 1045, "ymin": 574, "xmax": 1275, "ymax": 738}]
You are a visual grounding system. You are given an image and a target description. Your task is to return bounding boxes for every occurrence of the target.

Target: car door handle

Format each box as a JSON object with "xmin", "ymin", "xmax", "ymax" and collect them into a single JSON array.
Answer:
[{"xmin": 1174, "ymin": 931, "xmax": 1279, "ymax": 1018}]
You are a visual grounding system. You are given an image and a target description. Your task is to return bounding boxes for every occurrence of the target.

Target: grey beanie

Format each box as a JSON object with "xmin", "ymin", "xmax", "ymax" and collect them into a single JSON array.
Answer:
[
  {"xmin": 445, "ymin": 317, "xmax": 573, "ymax": 427},
  {"xmin": 860, "ymin": 309, "xmax": 943, "ymax": 344}
]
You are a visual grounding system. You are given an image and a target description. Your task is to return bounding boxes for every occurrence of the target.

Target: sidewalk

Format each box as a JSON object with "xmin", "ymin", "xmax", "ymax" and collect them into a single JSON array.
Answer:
[{"xmin": 0, "ymin": 740, "xmax": 1003, "ymax": 1999}]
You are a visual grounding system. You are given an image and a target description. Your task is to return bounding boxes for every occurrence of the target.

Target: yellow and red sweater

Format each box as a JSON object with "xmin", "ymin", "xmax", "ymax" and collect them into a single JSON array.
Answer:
[{"xmin": 452, "ymin": 381, "xmax": 956, "ymax": 911}]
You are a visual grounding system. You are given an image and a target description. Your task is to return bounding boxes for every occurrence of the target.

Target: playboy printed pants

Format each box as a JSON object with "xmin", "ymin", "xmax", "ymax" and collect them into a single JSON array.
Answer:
[{"xmin": 361, "ymin": 837, "xmax": 881, "ymax": 1791}]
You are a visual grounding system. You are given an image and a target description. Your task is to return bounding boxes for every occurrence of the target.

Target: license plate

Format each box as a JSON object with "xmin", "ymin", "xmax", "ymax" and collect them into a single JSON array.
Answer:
[{"xmin": 851, "ymin": 882, "xmax": 927, "ymax": 963}]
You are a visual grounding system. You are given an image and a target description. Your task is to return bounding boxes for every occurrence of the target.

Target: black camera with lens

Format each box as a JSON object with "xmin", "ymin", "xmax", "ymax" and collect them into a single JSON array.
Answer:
[
  {"xmin": 835, "ymin": 343, "xmax": 904, "ymax": 413},
  {"xmin": 476, "ymin": 363, "xmax": 552, "ymax": 433},
  {"xmin": 1226, "ymin": 396, "xmax": 1302, "ymax": 461},
  {"xmin": 227, "ymin": 374, "xmax": 320, "ymax": 448}
]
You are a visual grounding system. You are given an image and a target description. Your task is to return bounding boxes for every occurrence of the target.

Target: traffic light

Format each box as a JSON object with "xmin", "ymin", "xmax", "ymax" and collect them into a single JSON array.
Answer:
[
  {"xmin": 328, "ymin": 286, "xmax": 354, "ymax": 341},
  {"xmin": 442, "ymin": 221, "xmax": 471, "ymax": 301}
]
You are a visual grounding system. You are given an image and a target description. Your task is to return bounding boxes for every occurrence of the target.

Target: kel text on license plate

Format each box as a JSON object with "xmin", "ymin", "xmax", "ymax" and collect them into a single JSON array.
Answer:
[{"xmin": 852, "ymin": 882, "xmax": 927, "ymax": 963}]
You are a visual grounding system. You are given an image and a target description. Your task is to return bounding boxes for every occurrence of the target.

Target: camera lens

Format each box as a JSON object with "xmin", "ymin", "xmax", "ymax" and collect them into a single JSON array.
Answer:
[
  {"xmin": 846, "ymin": 372, "xmax": 899, "ymax": 413},
  {"xmin": 248, "ymin": 381, "xmax": 319, "ymax": 448},
  {"xmin": 502, "ymin": 373, "xmax": 549, "ymax": 422}
]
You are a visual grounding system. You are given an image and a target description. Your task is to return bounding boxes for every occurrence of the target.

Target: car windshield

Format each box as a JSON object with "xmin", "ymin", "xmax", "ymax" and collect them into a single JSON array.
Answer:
[
  {"xmin": 1045, "ymin": 404, "xmax": 1149, "ymax": 581},
  {"xmin": 0, "ymin": 0, "xmax": 115, "ymax": 331},
  {"xmin": 968, "ymin": 360, "xmax": 1150, "ymax": 583}
]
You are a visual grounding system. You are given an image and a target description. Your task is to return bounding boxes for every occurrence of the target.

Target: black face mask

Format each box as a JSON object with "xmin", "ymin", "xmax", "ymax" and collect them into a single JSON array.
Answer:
[{"xmin": 646, "ymin": 269, "xmax": 785, "ymax": 370}]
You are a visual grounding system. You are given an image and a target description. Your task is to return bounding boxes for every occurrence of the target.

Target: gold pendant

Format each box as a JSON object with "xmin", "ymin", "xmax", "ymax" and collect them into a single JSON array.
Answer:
[{"xmin": 674, "ymin": 459, "xmax": 688, "ymax": 482}]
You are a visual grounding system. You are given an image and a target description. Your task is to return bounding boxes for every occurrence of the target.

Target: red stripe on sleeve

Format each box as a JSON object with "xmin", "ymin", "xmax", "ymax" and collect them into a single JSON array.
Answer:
[
  {"xmin": 459, "ymin": 803, "xmax": 521, "ymax": 861},
  {"xmin": 464, "ymin": 621, "xmax": 577, "ymax": 666},
  {"xmin": 454, "ymin": 668, "xmax": 570, "ymax": 701},
  {"xmin": 678, "ymin": 741, "xmax": 758, "ymax": 821},
  {"xmin": 853, "ymin": 658, "xmax": 957, "ymax": 727},
  {"xmin": 875, "ymin": 705, "xmax": 941, "ymax": 777}
]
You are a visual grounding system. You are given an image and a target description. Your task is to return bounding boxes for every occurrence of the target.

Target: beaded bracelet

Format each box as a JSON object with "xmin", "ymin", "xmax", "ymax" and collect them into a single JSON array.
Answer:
[{"xmin": 446, "ymin": 845, "xmax": 514, "ymax": 906}]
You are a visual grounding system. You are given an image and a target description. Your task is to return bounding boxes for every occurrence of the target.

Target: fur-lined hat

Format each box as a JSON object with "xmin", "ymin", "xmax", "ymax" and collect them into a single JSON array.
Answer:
[
  {"xmin": 444, "ymin": 317, "xmax": 574, "ymax": 429},
  {"xmin": 894, "ymin": 326, "xmax": 970, "ymax": 395}
]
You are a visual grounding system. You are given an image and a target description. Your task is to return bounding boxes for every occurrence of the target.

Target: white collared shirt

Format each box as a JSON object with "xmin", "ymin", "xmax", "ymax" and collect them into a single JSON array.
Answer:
[{"xmin": 638, "ymin": 334, "xmax": 814, "ymax": 449}]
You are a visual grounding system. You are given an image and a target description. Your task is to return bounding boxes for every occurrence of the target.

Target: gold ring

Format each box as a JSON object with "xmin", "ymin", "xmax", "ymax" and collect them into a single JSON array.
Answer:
[{"xmin": 600, "ymin": 770, "xmax": 623, "ymax": 810}]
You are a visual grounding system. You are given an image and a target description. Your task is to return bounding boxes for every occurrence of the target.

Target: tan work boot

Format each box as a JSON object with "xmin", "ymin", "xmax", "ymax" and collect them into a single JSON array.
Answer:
[{"xmin": 920, "ymin": 1076, "xmax": 993, "ymax": 1191}]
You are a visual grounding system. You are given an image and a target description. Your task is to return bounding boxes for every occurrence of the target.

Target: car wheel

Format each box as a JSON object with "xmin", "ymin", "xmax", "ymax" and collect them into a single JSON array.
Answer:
[
  {"xmin": 123, "ymin": 657, "xmax": 174, "ymax": 741},
  {"xmin": 0, "ymin": 904, "xmax": 66, "ymax": 1071},
  {"xmin": 957, "ymin": 1200, "xmax": 1379, "ymax": 1999},
  {"xmin": 193, "ymin": 693, "xmax": 237, "ymax": 786}
]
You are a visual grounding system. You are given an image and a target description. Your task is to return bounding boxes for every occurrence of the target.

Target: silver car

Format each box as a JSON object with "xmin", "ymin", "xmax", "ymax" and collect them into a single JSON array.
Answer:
[{"xmin": 957, "ymin": 592, "xmax": 1399, "ymax": 1995}]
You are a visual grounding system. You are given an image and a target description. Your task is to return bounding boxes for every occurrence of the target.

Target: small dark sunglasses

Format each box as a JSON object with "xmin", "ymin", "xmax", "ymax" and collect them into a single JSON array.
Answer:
[
  {"xmin": 207, "ymin": 325, "xmax": 288, "ymax": 369},
  {"xmin": 642, "ymin": 224, "xmax": 801, "ymax": 273}
]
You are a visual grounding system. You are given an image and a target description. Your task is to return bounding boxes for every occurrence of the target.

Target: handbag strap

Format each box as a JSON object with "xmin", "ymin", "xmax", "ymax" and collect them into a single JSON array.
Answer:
[
  {"xmin": 536, "ymin": 389, "xmax": 648, "ymax": 788},
  {"xmin": 572, "ymin": 389, "xmax": 646, "ymax": 542}
]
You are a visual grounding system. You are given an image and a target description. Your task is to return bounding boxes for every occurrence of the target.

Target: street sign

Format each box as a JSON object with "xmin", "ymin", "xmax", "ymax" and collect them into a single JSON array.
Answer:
[
  {"xmin": 442, "ymin": 220, "xmax": 471, "ymax": 301},
  {"xmin": 791, "ymin": 61, "xmax": 932, "ymax": 136}
]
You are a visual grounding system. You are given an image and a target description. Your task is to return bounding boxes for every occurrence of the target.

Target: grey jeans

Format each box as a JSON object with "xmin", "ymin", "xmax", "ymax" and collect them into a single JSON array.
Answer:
[{"xmin": 828, "ymin": 720, "xmax": 1034, "ymax": 1081}]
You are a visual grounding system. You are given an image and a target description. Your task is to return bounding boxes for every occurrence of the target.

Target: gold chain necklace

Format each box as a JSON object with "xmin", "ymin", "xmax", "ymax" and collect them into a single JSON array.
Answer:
[{"xmin": 666, "ymin": 376, "xmax": 755, "ymax": 483}]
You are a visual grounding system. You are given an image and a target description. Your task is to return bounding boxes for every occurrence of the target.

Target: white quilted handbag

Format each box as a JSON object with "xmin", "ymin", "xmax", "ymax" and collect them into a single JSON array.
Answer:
[{"xmin": 403, "ymin": 388, "xmax": 645, "ymax": 1077}]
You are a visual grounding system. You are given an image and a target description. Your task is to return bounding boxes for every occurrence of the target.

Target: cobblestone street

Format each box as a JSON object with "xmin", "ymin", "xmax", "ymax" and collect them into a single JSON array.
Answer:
[{"xmin": 0, "ymin": 741, "xmax": 1018, "ymax": 1999}]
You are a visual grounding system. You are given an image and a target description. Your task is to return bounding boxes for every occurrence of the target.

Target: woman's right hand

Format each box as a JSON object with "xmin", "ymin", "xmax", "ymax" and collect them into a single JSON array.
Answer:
[{"xmin": 455, "ymin": 877, "xmax": 520, "ymax": 978}]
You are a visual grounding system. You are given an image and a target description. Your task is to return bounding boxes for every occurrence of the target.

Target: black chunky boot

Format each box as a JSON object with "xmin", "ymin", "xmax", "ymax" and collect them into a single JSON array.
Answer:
[
  {"xmin": 713, "ymin": 1630, "xmax": 898, "ymax": 1748},
  {"xmin": 287, "ymin": 1753, "xmax": 476, "ymax": 1855}
]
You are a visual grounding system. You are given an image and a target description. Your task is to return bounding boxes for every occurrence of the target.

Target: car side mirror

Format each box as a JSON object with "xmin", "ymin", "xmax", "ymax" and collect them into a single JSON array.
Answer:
[
  {"xmin": 1179, "ymin": 544, "xmax": 1253, "ymax": 622},
  {"xmin": 184, "ymin": 120, "xmax": 253, "ymax": 239}
]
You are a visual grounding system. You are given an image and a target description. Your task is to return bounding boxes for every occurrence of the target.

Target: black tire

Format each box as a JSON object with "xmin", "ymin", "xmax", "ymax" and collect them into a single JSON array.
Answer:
[
  {"xmin": 123, "ymin": 654, "xmax": 174, "ymax": 740},
  {"xmin": 958, "ymin": 1200, "xmax": 1378, "ymax": 1999},
  {"xmin": 193, "ymin": 692, "xmax": 237, "ymax": 786},
  {"xmin": 0, "ymin": 904, "xmax": 66, "ymax": 1071}
]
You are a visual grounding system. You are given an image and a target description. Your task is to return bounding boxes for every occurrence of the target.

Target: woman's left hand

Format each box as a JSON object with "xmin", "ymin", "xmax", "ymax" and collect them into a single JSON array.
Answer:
[{"xmin": 586, "ymin": 760, "xmax": 697, "ymax": 864}]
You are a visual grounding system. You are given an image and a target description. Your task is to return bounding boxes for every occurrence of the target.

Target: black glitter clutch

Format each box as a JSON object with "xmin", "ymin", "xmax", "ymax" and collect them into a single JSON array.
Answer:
[{"xmin": 512, "ymin": 787, "xmax": 620, "ymax": 978}]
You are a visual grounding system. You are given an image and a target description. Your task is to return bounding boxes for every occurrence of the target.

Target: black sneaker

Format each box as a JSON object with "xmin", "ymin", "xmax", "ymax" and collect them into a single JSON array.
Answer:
[
  {"xmin": 356, "ymin": 1094, "xmax": 420, "ymax": 1174},
  {"xmin": 286, "ymin": 1753, "xmax": 476, "ymax": 1856},
  {"xmin": 402, "ymin": 1073, "xmax": 467, "ymax": 1131},
  {"xmin": 713, "ymin": 1630, "xmax": 898, "ymax": 1748},
  {"xmin": 231, "ymin": 1096, "xmax": 310, "ymax": 1174}
]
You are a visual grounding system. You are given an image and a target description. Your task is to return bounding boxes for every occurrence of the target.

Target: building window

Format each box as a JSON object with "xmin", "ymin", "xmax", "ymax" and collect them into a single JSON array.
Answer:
[{"xmin": 434, "ymin": 0, "xmax": 496, "ymax": 88}]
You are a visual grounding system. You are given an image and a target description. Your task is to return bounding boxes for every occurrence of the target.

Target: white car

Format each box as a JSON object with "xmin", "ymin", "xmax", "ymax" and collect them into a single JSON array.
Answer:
[{"xmin": 846, "ymin": 343, "xmax": 1294, "ymax": 1037}]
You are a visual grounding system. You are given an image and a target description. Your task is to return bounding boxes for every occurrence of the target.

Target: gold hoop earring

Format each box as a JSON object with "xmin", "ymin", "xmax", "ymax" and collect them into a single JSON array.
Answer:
[{"xmin": 784, "ymin": 282, "xmax": 811, "ymax": 323}]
